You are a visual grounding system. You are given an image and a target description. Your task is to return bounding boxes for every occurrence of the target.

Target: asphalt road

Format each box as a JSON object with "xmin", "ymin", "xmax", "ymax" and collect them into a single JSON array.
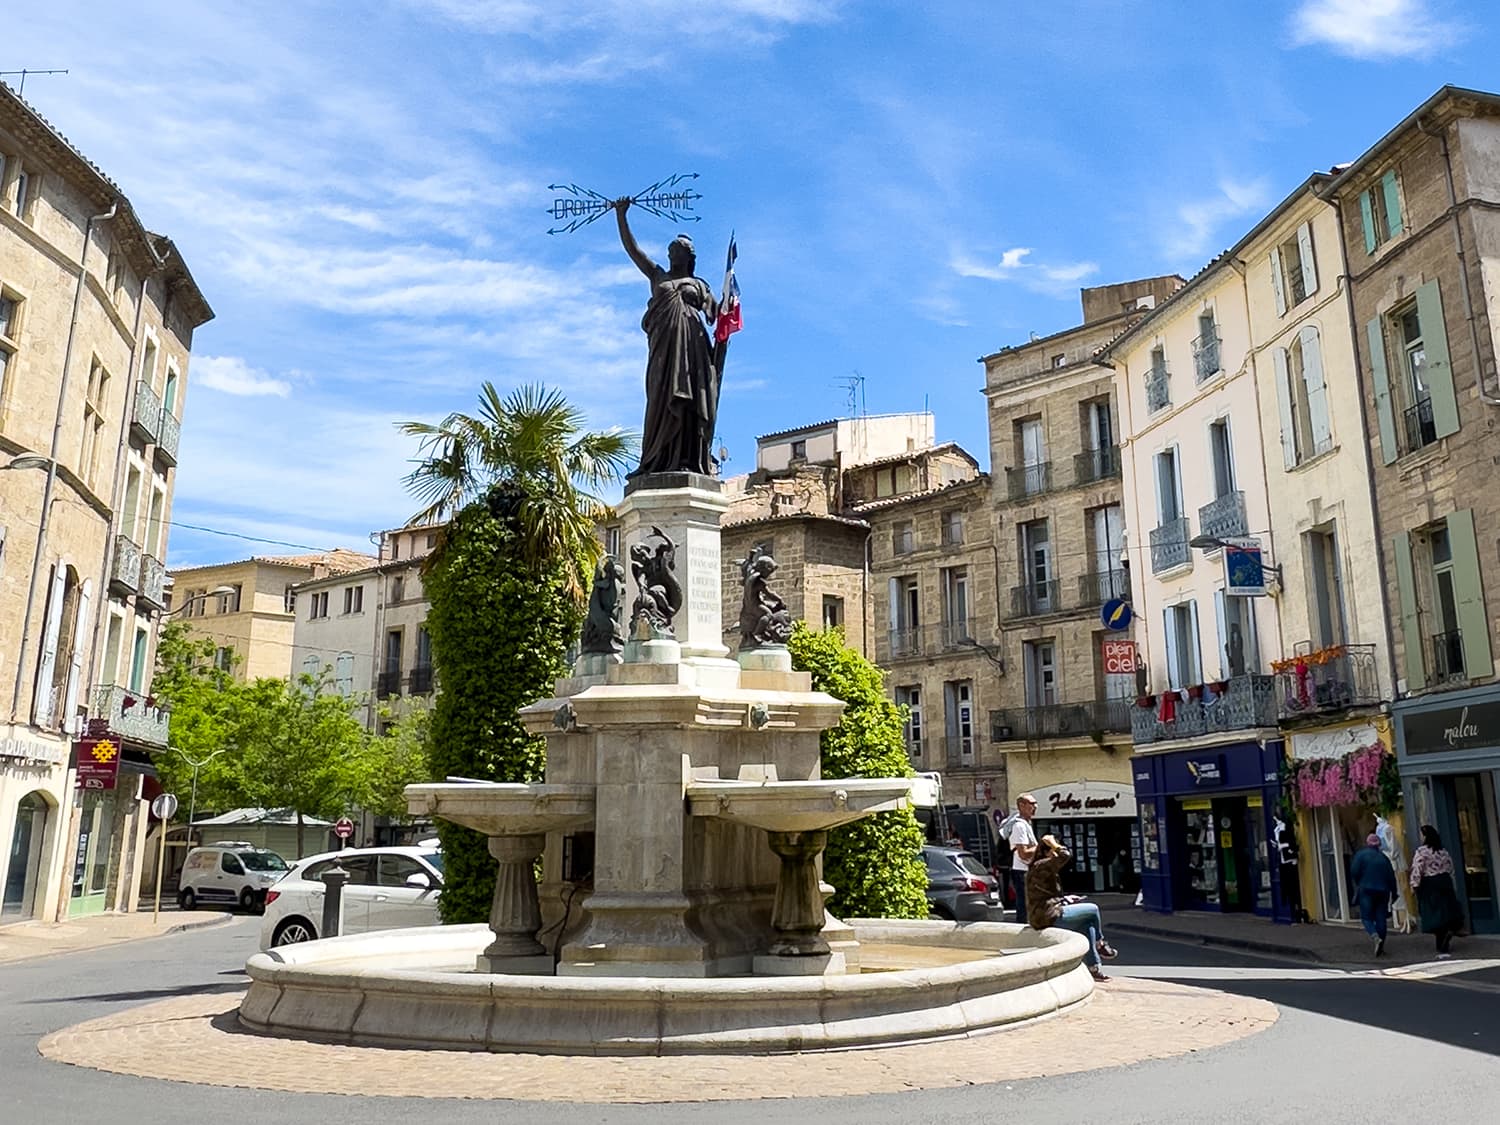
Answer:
[{"xmin": 2, "ymin": 916, "xmax": 1497, "ymax": 1125}]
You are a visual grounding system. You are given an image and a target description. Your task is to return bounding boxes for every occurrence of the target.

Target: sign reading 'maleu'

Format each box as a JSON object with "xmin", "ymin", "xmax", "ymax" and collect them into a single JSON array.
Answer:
[{"xmin": 1402, "ymin": 700, "xmax": 1500, "ymax": 756}]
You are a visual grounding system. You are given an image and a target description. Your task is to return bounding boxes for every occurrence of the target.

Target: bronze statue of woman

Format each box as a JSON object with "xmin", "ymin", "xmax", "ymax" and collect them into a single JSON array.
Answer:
[{"xmin": 613, "ymin": 198, "xmax": 721, "ymax": 477}]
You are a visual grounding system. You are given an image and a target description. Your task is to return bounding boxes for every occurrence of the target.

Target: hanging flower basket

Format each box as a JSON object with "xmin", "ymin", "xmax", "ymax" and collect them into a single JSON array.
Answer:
[{"xmin": 1284, "ymin": 743, "xmax": 1402, "ymax": 814}]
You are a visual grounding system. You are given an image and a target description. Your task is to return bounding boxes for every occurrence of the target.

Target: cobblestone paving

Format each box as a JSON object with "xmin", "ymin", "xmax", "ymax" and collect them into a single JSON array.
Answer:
[{"xmin": 38, "ymin": 978, "xmax": 1277, "ymax": 1102}]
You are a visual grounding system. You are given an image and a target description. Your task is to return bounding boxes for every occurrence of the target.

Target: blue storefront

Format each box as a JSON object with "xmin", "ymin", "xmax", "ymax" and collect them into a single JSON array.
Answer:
[{"xmin": 1132, "ymin": 738, "xmax": 1291, "ymax": 921}]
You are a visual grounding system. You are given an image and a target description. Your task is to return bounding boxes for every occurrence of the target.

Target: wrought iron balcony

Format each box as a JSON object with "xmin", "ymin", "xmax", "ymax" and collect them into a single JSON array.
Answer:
[
  {"xmin": 376, "ymin": 669, "xmax": 402, "ymax": 699},
  {"xmin": 940, "ymin": 521, "xmax": 965, "ymax": 547},
  {"xmin": 942, "ymin": 734, "xmax": 976, "ymax": 769},
  {"xmin": 109, "ymin": 534, "xmax": 142, "ymax": 595},
  {"xmin": 1277, "ymin": 644, "xmax": 1380, "ymax": 718},
  {"xmin": 1130, "ymin": 674, "xmax": 1278, "ymax": 745},
  {"xmin": 1198, "ymin": 490, "xmax": 1248, "ymax": 541},
  {"xmin": 1402, "ymin": 396, "xmax": 1437, "ymax": 456},
  {"xmin": 1078, "ymin": 568, "xmax": 1129, "ymax": 607},
  {"xmin": 131, "ymin": 381, "xmax": 162, "ymax": 446},
  {"xmin": 1149, "ymin": 518, "xmax": 1190, "ymax": 574},
  {"xmin": 1006, "ymin": 461, "xmax": 1052, "ymax": 500},
  {"xmin": 938, "ymin": 618, "xmax": 976, "ymax": 650},
  {"xmin": 1009, "ymin": 579, "xmax": 1061, "ymax": 618},
  {"xmin": 1193, "ymin": 330, "xmax": 1222, "ymax": 382},
  {"xmin": 138, "ymin": 553, "xmax": 167, "ymax": 611},
  {"xmin": 1431, "ymin": 630, "xmax": 1467, "ymax": 684},
  {"xmin": 408, "ymin": 664, "xmax": 435, "ymax": 695},
  {"xmin": 1146, "ymin": 366, "xmax": 1171, "ymax": 413},
  {"xmin": 878, "ymin": 622, "xmax": 992, "ymax": 663},
  {"xmin": 91, "ymin": 682, "xmax": 170, "ymax": 748},
  {"xmin": 156, "ymin": 408, "xmax": 180, "ymax": 466},
  {"xmin": 877, "ymin": 627, "xmax": 925, "ymax": 663},
  {"xmin": 1073, "ymin": 445, "xmax": 1120, "ymax": 485},
  {"xmin": 990, "ymin": 699, "xmax": 1133, "ymax": 742}
]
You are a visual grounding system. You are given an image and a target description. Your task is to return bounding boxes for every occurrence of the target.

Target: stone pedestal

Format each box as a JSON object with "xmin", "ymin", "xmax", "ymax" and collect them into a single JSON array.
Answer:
[
  {"xmin": 478, "ymin": 834, "xmax": 554, "ymax": 975},
  {"xmin": 765, "ymin": 830, "xmax": 831, "ymax": 956}
]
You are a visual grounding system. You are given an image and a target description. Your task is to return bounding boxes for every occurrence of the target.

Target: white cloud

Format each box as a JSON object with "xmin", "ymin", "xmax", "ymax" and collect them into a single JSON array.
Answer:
[
  {"xmin": 192, "ymin": 355, "xmax": 292, "ymax": 397},
  {"xmin": 1289, "ymin": 0, "xmax": 1462, "ymax": 60},
  {"xmin": 1163, "ymin": 177, "xmax": 1273, "ymax": 261},
  {"xmin": 950, "ymin": 247, "xmax": 1098, "ymax": 296}
]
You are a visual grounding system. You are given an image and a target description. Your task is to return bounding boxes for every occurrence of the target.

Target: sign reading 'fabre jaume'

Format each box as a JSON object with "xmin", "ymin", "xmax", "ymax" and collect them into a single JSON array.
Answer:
[{"xmin": 1402, "ymin": 701, "xmax": 1500, "ymax": 756}]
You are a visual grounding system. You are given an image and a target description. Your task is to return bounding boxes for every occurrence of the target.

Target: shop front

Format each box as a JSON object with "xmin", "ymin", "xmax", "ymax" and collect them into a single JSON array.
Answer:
[
  {"xmin": 1029, "ymin": 780, "xmax": 1141, "ymax": 894},
  {"xmin": 1132, "ymin": 738, "xmax": 1289, "ymax": 920},
  {"xmin": 1394, "ymin": 687, "xmax": 1500, "ymax": 935},
  {"xmin": 0, "ymin": 733, "xmax": 72, "ymax": 924}
]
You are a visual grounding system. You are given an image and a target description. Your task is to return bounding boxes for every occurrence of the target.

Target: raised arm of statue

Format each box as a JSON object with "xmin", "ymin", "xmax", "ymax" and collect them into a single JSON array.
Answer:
[{"xmin": 614, "ymin": 198, "xmax": 658, "ymax": 279}]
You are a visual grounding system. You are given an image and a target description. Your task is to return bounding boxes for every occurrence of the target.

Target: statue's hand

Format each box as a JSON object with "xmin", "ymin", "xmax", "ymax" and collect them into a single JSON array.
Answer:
[{"xmin": 613, "ymin": 196, "xmax": 632, "ymax": 212}]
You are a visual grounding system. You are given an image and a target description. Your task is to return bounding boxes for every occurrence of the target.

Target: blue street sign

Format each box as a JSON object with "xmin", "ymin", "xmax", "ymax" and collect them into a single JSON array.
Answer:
[
  {"xmin": 1100, "ymin": 599, "xmax": 1133, "ymax": 631},
  {"xmin": 1224, "ymin": 541, "xmax": 1267, "ymax": 596}
]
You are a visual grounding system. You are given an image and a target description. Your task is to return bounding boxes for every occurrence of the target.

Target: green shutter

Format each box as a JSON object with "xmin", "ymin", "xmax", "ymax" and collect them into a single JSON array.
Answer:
[
  {"xmin": 1360, "ymin": 189, "xmax": 1378, "ymax": 254},
  {"xmin": 1381, "ymin": 170, "xmax": 1404, "ymax": 238},
  {"xmin": 1367, "ymin": 316, "xmax": 1398, "ymax": 463},
  {"xmin": 1415, "ymin": 280, "xmax": 1459, "ymax": 439},
  {"xmin": 1446, "ymin": 509, "xmax": 1493, "ymax": 680},
  {"xmin": 1392, "ymin": 532, "xmax": 1426, "ymax": 690}
]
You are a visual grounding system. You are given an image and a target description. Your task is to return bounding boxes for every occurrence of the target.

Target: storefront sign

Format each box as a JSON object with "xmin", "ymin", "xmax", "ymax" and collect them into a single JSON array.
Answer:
[
  {"xmin": 0, "ymin": 736, "xmax": 68, "ymax": 768},
  {"xmin": 1102, "ymin": 639, "xmax": 1137, "ymax": 675},
  {"xmin": 1402, "ymin": 700, "xmax": 1500, "ymax": 756},
  {"xmin": 1291, "ymin": 723, "xmax": 1380, "ymax": 762},
  {"xmin": 1185, "ymin": 756, "xmax": 1225, "ymax": 786},
  {"xmin": 1039, "ymin": 780, "xmax": 1138, "ymax": 819},
  {"xmin": 1224, "ymin": 539, "xmax": 1268, "ymax": 596},
  {"xmin": 74, "ymin": 738, "xmax": 121, "ymax": 791}
]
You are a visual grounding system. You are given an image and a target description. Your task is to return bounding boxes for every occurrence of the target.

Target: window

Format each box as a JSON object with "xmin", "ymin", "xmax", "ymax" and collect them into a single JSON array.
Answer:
[
  {"xmin": 162, "ymin": 365, "xmax": 179, "ymax": 418},
  {"xmin": 391, "ymin": 538, "xmax": 401, "ymax": 560},
  {"xmin": 101, "ymin": 608, "xmax": 124, "ymax": 687},
  {"xmin": 426, "ymin": 532, "xmax": 438, "ymax": 548},
  {"xmin": 604, "ymin": 526, "xmax": 621, "ymax": 558},
  {"xmin": 1274, "ymin": 325, "xmax": 1332, "ymax": 467},
  {"xmin": 0, "ymin": 291, "xmax": 18, "ymax": 403},
  {"xmin": 1208, "ymin": 418, "xmax": 1235, "ymax": 500},
  {"xmin": 1304, "ymin": 527, "xmax": 1346, "ymax": 650},
  {"xmin": 1086, "ymin": 504, "xmax": 1126, "ymax": 600},
  {"xmin": 301, "ymin": 654, "xmax": 321, "ymax": 678},
  {"xmin": 218, "ymin": 584, "xmax": 241, "ymax": 614},
  {"xmin": 1271, "ymin": 222, "xmax": 1319, "ymax": 315},
  {"xmin": 343, "ymin": 585, "xmax": 363, "ymax": 614},
  {"xmin": 130, "ymin": 620, "xmax": 151, "ymax": 693},
  {"xmin": 888, "ymin": 575, "xmax": 920, "ymax": 656},
  {"xmin": 941, "ymin": 567, "xmax": 969, "ymax": 643},
  {"xmin": 391, "ymin": 576, "xmax": 404, "ymax": 603},
  {"xmin": 1019, "ymin": 519, "xmax": 1052, "ymax": 613},
  {"xmin": 335, "ymin": 652, "xmax": 356, "ymax": 697},
  {"xmin": 1014, "ymin": 417, "xmax": 1047, "ymax": 496},
  {"xmin": 1193, "ymin": 311, "xmax": 1221, "ymax": 381},
  {"xmin": 221, "ymin": 853, "xmax": 245, "ymax": 876},
  {"xmin": 213, "ymin": 646, "xmax": 232, "ymax": 673},
  {"xmin": 1154, "ymin": 447, "xmax": 1183, "ymax": 523},
  {"xmin": 892, "ymin": 520, "xmax": 914, "ymax": 555},
  {"xmin": 1367, "ymin": 282, "xmax": 1456, "ymax": 463},
  {"xmin": 1359, "ymin": 169, "xmax": 1404, "ymax": 255},
  {"xmin": 139, "ymin": 337, "xmax": 158, "ymax": 391},
  {"xmin": 81, "ymin": 360, "xmax": 110, "ymax": 491},
  {"xmin": 1162, "ymin": 602, "xmax": 1201, "ymax": 690},
  {"xmin": 1214, "ymin": 590, "xmax": 1259, "ymax": 678},
  {"xmin": 11, "ymin": 165, "xmax": 31, "ymax": 219},
  {"xmin": 283, "ymin": 584, "xmax": 297, "ymax": 614},
  {"xmin": 1051, "ymin": 353, "xmax": 1067, "ymax": 369},
  {"xmin": 1146, "ymin": 345, "xmax": 1170, "ymax": 412},
  {"xmin": 944, "ymin": 680, "xmax": 974, "ymax": 765},
  {"xmin": 309, "ymin": 591, "xmax": 330, "ymax": 620},
  {"xmin": 941, "ymin": 510, "xmax": 964, "ymax": 546},
  {"xmin": 1024, "ymin": 640, "xmax": 1057, "ymax": 707},
  {"xmin": 896, "ymin": 686, "xmax": 923, "ymax": 758},
  {"xmin": 790, "ymin": 439, "xmax": 807, "ymax": 460},
  {"xmin": 821, "ymin": 595, "xmax": 844, "ymax": 630}
]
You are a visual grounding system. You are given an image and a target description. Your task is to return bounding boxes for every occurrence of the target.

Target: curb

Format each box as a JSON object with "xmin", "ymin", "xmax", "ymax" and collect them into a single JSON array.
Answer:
[
  {"xmin": 1107, "ymin": 921, "xmax": 1326, "ymax": 963},
  {"xmin": 163, "ymin": 912, "xmax": 237, "ymax": 938}
]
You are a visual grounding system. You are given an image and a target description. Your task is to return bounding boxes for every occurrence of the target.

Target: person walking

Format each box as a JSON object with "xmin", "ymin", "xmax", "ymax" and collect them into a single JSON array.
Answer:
[
  {"xmin": 1007, "ymin": 794, "xmax": 1038, "ymax": 924},
  {"xmin": 1349, "ymin": 832, "xmax": 1398, "ymax": 956},
  {"xmin": 1026, "ymin": 834, "xmax": 1119, "ymax": 982},
  {"xmin": 1410, "ymin": 824, "xmax": 1466, "ymax": 959}
]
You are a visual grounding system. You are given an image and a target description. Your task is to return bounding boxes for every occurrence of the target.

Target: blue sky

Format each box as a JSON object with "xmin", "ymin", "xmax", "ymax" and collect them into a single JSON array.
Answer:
[{"xmin": 5, "ymin": 1, "xmax": 1494, "ymax": 566}]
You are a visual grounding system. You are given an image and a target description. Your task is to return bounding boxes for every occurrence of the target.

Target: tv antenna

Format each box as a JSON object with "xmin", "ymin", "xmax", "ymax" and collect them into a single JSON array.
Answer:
[
  {"xmin": 833, "ymin": 371, "xmax": 866, "ymax": 417},
  {"xmin": 1, "ymin": 69, "xmax": 69, "ymax": 96}
]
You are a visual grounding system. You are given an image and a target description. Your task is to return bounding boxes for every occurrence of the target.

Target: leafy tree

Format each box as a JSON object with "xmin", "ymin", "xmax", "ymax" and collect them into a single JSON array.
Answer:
[
  {"xmin": 153, "ymin": 622, "xmax": 247, "ymax": 817},
  {"xmin": 363, "ymin": 698, "xmax": 436, "ymax": 821},
  {"xmin": 788, "ymin": 622, "xmax": 928, "ymax": 919}
]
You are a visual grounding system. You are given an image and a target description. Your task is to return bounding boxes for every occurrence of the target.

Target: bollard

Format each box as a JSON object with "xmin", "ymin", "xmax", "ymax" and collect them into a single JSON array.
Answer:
[{"xmin": 320, "ymin": 859, "xmax": 350, "ymax": 939}]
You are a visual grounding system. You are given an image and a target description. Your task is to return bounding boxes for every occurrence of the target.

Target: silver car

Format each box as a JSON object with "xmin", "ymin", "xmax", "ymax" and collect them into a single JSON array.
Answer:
[{"xmin": 923, "ymin": 845, "xmax": 1002, "ymax": 921}]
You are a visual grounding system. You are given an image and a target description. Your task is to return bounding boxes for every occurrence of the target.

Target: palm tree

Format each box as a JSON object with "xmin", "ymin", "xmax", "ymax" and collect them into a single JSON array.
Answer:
[{"xmin": 400, "ymin": 383, "xmax": 635, "ymax": 590}]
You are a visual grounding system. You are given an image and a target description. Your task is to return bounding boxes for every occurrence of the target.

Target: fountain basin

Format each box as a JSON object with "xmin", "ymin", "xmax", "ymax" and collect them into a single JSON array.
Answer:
[
  {"xmin": 240, "ymin": 919, "xmax": 1091, "ymax": 1055},
  {"xmin": 686, "ymin": 775, "xmax": 937, "ymax": 833},
  {"xmin": 406, "ymin": 782, "xmax": 595, "ymax": 835}
]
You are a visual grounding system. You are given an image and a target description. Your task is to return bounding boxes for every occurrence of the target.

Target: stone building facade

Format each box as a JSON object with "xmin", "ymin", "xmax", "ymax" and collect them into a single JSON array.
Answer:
[{"xmin": 1, "ymin": 83, "xmax": 211, "ymax": 922}]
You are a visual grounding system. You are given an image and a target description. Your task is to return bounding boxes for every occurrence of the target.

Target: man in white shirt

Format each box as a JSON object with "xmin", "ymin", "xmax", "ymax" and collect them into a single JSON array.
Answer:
[{"xmin": 1008, "ymin": 793, "xmax": 1038, "ymax": 923}]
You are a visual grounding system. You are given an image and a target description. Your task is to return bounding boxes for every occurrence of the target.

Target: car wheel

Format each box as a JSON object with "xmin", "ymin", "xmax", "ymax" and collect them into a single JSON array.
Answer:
[
  {"xmin": 239, "ymin": 888, "xmax": 260, "ymax": 914},
  {"xmin": 928, "ymin": 903, "xmax": 954, "ymax": 921},
  {"xmin": 272, "ymin": 918, "xmax": 317, "ymax": 946},
  {"xmin": 178, "ymin": 888, "xmax": 197, "ymax": 911}
]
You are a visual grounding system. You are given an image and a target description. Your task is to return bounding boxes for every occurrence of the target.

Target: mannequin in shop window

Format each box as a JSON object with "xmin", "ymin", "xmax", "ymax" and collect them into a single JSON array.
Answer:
[
  {"xmin": 1274, "ymin": 814, "xmax": 1309, "ymax": 923},
  {"xmin": 1375, "ymin": 815, "xmax": 1411, "ymax": 933}
]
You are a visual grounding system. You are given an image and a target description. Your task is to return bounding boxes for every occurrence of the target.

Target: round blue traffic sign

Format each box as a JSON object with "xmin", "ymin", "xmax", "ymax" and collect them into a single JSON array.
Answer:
[{"xmin": 1100, "ymin": 598, "xmax": 1133, "ymax": 631}]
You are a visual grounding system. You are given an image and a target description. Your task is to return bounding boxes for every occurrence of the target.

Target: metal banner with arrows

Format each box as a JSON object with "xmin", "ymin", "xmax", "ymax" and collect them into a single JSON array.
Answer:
[{"xmin": 546, "ymin": 172, "xmax": 702, "ymax": 235}]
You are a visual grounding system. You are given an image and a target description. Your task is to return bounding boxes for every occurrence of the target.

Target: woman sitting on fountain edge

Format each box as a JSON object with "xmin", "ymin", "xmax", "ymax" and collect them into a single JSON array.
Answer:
[{"xmin": 1025, "ymin": 834, "xmax": 1119, "ymax": 982}]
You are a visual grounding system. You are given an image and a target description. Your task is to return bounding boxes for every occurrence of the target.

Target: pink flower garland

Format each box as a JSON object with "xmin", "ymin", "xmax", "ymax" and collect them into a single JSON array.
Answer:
[{"xmin": 1293, "ymin": 743, "xmax": 1388, "ymax": 808}]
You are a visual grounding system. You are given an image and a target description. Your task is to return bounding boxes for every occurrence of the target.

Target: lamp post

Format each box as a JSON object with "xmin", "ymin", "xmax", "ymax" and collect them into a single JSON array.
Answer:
[{"xmin": 180, "ymin": 745, "xmax": 230, "ymax": 847}]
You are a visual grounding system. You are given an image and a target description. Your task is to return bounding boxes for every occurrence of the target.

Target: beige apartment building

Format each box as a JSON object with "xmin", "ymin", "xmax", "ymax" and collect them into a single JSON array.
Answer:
[{"xmin": 1, "ymin": 82, "xmax": 211, "ymax": 921}]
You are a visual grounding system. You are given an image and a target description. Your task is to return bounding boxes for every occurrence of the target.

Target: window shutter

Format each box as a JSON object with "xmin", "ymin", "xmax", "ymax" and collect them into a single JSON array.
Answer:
[
  {"xmin": 1163, "ymin": 608, "xmax": 1180, "ymax": 689},
  {"xmin": 32, "ymin": 566, "xmax": 66, "ymax": 726},
  {"xmin": 1272, "ymin": 346, "xmax": 1297, "ymax": 467},
  {"xmin": 1269, "ymin": 246, "xmax": 1286, "ymax": 316},
  {"xmin": 63, "ymin": 579, "xmax": 94, "ymax": 733},
  {"xmin": 1213, "ymin": 589, "xmax": 1228, "ymax": 680},
  {"xmin": 1366, "ymin": 316, "xmax": 1397, "ymax": 464},
  {"xmin": 1391, "ymin": 533, "xmax": 1425, "ymax": 690},
  {"xmin": 1300, "ymin": 325, "xmax": 1331, "ymax": 450},
  {"xmin": 1187, "ymin": 600, "xmax": 1203, "ymax": 685},
  {"xmin": 1359, "ymin": 189, "xmax": 1378, "ymax": 255},
  {"xmin": 888, "ymin": 577, "xmax": 900, "ymax": 631},
  {"xmin": 1415, "ymin": 280, "xmax": 1459, "ymax": 439},
  {"xmin": 1296, "ymin": 221, "xmax": 1318, "ymax": 296},
  {"xmin": 1381, "ymin": 170, "xmax": 1403, "ymax": 238},
  {"xmin": 1446, "ymin": 509, "xmax": 1493, "ymax": 679}
]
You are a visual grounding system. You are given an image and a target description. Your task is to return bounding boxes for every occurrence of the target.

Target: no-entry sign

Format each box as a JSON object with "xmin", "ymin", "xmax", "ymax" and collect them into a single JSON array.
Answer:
[{"xmin": 334, "ymin": 817, "xmax": 356, "ymax": 840}]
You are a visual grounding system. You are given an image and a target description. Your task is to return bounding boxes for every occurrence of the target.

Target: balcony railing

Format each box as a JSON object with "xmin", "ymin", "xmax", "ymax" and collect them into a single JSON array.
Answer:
[
  {"xmin": 877, "ymin": 627, "xmax": 925, "ymax": 663},
  {"xmin": 1009, "ymin": 579, "xmax": 1061, "ymax": 618},
  {"xmin": 1078, "ymin": 568, "xmax": 1129, "ymax": 607},
  {"xmin": 138, "ymin": 553, "xmax": 167, "ymax": 611},
  {"xmin": 877, "ymin": 622, "xmax": 990, "ymax": 663},
  {"xmin": 156, "ymin": 408, "xmax": 180, "ymax": 465},
  {"xmin": 1146, "ymin": 366, "xmax": 1171, "ymax": 413},
  {"xmin": 1198, "ymin": 490, "xmax": 1248, "ymax": 541},
  {"xmin": 131, "ymin": 381, "xmax": 162, "ymax": 446},
  {"xmin": 1130, "ymin": 674, "xmax": 1278, "ymax": 745},
  {"xmin": 1073, "ymin": 445, "xmax": 1120, "ymax": 485},
  {"xmin": 940, "ymin": 522, "xmax": 965, "ymax": 547},
  {"xmin": 1402, "ymin": 396, "xmax": 1437, "ymax": 456},
  {"xmin": 905, "ymin": 737, "xmax": 927, "ymax": 766},
  {"xmin": 990, "ymin": 699, "xmax": 1133, "ymax": 742},
  {"xmin": 1431, "ymin": 631, "xmax": 1467, "ymax": 683},
  {"xmin": 110, "ymin": 535, "xmax": 141, "ymax": 595},
  {"xmin": 1149, "ymin": 518, "xmax": 1190, "ymax": 574},
  {"xmin": 938, "ymin": 618, "xmax": 975, "ymax": 650},
  {"xmin": 376, "ymin": 669, "xmax": 402, "ymax": 699},
  {"xmin": 409, "ymin": 664, "xmax": 435, "ymax": 695},
  {"xmin": 1276, "ymin": 644, "xmax": 1380, "ymax": 718},
  {"xmin": 1193, "ymin": 330, "xmax": 1221, "ymax": 382},
  {"xmin": 1006, "ymin": 461, "xmax": 1052, "ymax": 500},
  {"xmin": 942, "ymin": 734, "xmax": 976, "ymax": 769},
  {"xmin": 91, "ymin": 682, "xmax": 170, "ymax": 748}
]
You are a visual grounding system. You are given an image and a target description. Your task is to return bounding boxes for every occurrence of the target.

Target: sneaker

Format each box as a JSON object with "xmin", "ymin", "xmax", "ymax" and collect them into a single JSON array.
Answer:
[
  {"xmin": 1096, "ymin": 941, "xmax": 1120, "ymax": 961},
  {"xmin": 1437, "ymin": 952, "xmax": 1453, "ymax": 960},
  {"xmin": 1375, "ymin": 937, "xmax": 1385, "ymax": 956},
  {"xmin": 1089, "ymin": 968, "xmax": 1111, "ymax": 982}
]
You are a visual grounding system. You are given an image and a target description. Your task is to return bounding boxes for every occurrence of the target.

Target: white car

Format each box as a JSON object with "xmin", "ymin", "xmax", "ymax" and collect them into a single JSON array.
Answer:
[
  {"xmin": 178, "ymin": 842, "xmax": 290, "ymax": 912},
  {"xmin": 258, "ymin": 845, "xmax": 444, "ymax": 950}
]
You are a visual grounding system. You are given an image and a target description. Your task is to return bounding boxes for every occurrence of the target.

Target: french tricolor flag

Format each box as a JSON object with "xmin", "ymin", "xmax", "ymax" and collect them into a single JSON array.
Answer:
[{"xmin": 715, "ymin": 234, "xmax": 741, "ymax": 343}]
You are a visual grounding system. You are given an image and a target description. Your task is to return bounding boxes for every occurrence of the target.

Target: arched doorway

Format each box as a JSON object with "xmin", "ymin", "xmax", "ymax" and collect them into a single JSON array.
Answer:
[{"xmin": 3, "ymin": 791, "xmax": 52, "ymax": 921}]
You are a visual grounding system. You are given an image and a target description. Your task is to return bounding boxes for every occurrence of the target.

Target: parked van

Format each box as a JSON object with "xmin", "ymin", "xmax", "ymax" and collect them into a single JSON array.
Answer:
[{"xmin": 179, "ymin": 841, "xmax": 290, "ymax": 912}]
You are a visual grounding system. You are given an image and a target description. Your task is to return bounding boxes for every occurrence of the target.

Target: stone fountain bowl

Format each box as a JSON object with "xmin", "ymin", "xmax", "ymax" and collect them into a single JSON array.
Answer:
[
  {"xmin": 239, "ymin": 919, "xmax": 1092, "ymax": 1055},
  {"xmin": 685, "ymin": 776, "xmax": 932, "ymax": 833},
  {"xmin": 405, "ymin": 782, "xmax": 595, "ymax": 836}
]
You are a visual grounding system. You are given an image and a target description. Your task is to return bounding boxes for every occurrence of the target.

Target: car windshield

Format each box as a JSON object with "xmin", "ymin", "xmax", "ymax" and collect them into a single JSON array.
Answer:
[
  {"xmin": 240, "ymin": 852, "xmax": 288, "ymax": 872},
  {"xmin": 421, "ymin": 851, "xmax": 444, "ymax": 875},
  {"xmin": 955, "ymin": 854, "xmax": 989, "ymax": 877}
]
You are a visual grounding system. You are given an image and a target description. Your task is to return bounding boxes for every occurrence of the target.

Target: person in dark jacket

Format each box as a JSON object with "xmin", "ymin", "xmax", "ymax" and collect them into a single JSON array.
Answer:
[
  {"xmin": 1349, "ymin": 832, "xmax": 1399, "ymax": 956},
  {"xmin": 1411, "ymin": 824, "xmax": 1466, "ymax": 958},
  {"xmin": 1026, "ymin": 835, "xmax": 1118, "ymax": 982}
]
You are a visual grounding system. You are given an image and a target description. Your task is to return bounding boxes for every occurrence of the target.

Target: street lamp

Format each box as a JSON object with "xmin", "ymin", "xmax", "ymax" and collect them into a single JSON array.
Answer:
[
  {"xmin": 162, "ymin": 584, "xmax": 236, "ymax": 619},
  {"xmin": 1188, "ymin": 534, "xmax": 1284, "ymax": 585},
  {"xmin": 180, "ymin": 745, "xmax": 231, "ymax": 846},
  {"xmin": 1, "ymin": 453, "xmax": 53, "ymax": 472}
]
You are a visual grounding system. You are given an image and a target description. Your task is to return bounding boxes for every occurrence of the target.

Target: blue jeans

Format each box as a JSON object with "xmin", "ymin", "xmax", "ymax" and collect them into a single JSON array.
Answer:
[
  {"xmin": 1357, "ymin": 891, "xmax": 1390, "ymax": 941},
  {"xmin": 1011, "ymin": 869, "xmax": 1028, "ymax": 923},
  {"xmin": 1056, "ymin": 902, "xmax": 1105, "ymax": 969}
]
